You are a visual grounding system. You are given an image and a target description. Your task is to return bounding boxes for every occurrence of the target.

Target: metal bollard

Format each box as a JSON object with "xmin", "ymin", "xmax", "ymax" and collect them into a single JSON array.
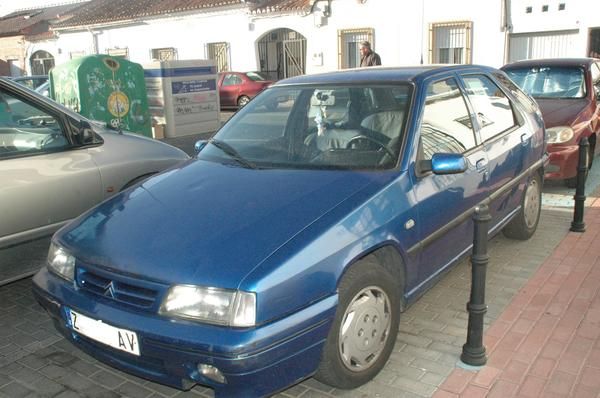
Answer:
[
  {"xmin": 461, "ymin": 204, "xmax": 491, "ymax": 367},
  {"xmin": 570, "ymin": 136, "xmax": 589, "ymax": 233}
]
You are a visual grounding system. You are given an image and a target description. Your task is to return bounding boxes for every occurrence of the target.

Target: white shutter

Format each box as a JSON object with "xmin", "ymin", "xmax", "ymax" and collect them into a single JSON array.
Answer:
[{"xmin": 509, "ymin": 31, "xmax": 579, "ymax": 62}]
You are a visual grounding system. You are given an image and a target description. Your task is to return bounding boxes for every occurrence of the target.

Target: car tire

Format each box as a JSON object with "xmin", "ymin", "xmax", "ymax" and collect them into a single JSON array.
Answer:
[
  {"xmin": 565, "ymin": 144, "xmax": 593, "ymax": 189},
  {"xmin": 314, "ymin": 257, "xmax": 401, "ymax": 389},
  {"xmin": 503, "ymin": 173, "xmax": 542, "ymax": 240},
  {"xmin": 237, "ymin": 95, "xmax": 250, "ymax": 107}
]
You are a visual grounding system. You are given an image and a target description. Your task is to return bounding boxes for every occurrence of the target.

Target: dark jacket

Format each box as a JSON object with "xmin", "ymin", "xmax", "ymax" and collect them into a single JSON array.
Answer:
[{"xmin": 360, "ymin": 51, "xmax": 381, "ymax": 67}]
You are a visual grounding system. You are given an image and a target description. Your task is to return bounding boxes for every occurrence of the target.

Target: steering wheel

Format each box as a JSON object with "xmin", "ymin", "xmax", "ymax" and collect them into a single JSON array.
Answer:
[{"xmin": 346, "ymin": 135, "xmax": 395, "ymax": 157}]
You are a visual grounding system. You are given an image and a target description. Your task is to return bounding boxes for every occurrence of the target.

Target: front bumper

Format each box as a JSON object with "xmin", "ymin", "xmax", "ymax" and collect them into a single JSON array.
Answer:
[
  {"xmin": 545, "ymin": 144, "xmax": 579, "ymax": 180},
  {"xmin": 32, "ymin": 268, "xmax": 336, "ymax": 397}
]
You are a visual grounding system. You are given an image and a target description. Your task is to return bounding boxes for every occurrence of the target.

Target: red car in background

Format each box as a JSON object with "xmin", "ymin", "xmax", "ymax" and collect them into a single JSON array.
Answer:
[
  {"xmin": 218, "ymin": 71, "xmax": 273, "ymax": 109},
  {"xmin": 502, "ymin": 58, "xmax": 600, "ymax": 187}
]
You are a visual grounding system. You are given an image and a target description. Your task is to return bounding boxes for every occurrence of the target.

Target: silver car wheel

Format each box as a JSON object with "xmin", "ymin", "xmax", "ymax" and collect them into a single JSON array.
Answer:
[
  {"xmin": 338, "ymin": 286, "xmax": 391, "ymax": 372},
  {"xmin": 523, "ymin": 177, "xmax": 540, "ymax": 229}
]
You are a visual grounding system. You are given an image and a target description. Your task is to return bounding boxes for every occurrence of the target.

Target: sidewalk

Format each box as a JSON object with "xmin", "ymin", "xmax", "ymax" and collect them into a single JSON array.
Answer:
[{"xmin": 434, "ymin": 198, "xmax": 600, "ymax": 398}]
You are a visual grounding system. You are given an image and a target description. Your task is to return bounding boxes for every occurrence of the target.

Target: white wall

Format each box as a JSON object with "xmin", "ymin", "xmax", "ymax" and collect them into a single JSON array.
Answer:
[{"xmin": 510, "ymin": 0, "xmax": 600, "ymax": 57}]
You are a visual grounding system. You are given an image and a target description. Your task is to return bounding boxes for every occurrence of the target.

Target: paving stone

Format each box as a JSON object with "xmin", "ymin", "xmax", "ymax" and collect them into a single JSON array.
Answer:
[
  {"xmin": 79, "ymin": 384, "xmax": 120, "ymax": 398},
  {"xmin": 68, "ymin": 358, "xmax": 102, "ymax": 377},
  {"xmin": 8, "ymin": 366, "xmax": 44, "ymax": 385},
  {"xmin": 17, "ymin": 353, "xmax": 51, "ymax": 371},
  {"xmin": 89, "ymin": 369, "xmax": 127, "ymax": 389},
  {"xmin": 142, "ymin": 381, "xmax": 181, "ymax": 397},
  {"xmin": 55, "ymin": 391, "xmax": 83, "ymax": 398},
  {"xmin": 392, "ymin": 376, "xmax": 437, "ymax": 397},
  {"xmin": 410, "ymin": 358, "xmax": 454, "ymax": 377},
  {"xmin": 0, "ymin": 374, "xmax": 10, "ymax": 388},
  {"xmin": 29, "ymin": 376, "xmax": 65, "ymax": 396},
  {"xmin": 60, "ymin": 372, "xmax": 96, "ymax": 391},
  {"xmin": 115, "ymin": 381, "xmax": 154, "ymax": 398},
  {"xmin": 397, "ymin": 333, "xmax": 434, "ymax": 348},
  {"xmin": 0, "ymin": 381, "xmax": 33, "ymax": 398},
  {"xmin": 419, "ymin": 372, "xmax": 446, "ymax": 387},
  {"xmin": 0, "ymin": 362, "xmax": 25, "ymax": 376}
]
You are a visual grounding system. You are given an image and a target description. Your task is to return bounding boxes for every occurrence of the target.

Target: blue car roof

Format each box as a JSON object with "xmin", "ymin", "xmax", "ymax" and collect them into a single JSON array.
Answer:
[{"xmin": 274, "ymin": 65, "xmax": 501, "ymax": 86}]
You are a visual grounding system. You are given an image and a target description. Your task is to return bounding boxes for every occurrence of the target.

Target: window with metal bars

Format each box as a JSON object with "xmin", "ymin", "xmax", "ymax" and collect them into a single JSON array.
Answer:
[
  {"xmin": 429, "ymin": 21, "xmax": 472, "ymax": 64},
  {"xmin": 106, "ymin": 48, "xmax": 129, "ymax": 59},
  {"xmin": 151, "ymin": 47, "xmax": 177, "ymax": 61},
  {"xmin": 206, "ymin": 42, "xmax": 230, "ymax": 73},
  {"xmin": 338, "ymin": 28, "xmax": 374, "ymax": 69}
]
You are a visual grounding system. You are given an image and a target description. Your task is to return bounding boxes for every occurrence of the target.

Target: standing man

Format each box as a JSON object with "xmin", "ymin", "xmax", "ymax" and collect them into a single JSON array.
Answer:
[{"xmin": 359, "ymin": 41, "xmax": 381, "ymax": 67}]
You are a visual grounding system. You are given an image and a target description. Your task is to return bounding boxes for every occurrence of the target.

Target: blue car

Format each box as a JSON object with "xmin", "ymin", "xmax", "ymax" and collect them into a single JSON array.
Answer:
[{"xmin": 33, "ymin": 65, "xmax": 545, "ymax": 397}]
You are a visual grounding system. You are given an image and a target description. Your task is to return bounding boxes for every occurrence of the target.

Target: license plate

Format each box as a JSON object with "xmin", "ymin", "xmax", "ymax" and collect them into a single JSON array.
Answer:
[{"xmin": 68, "ymin": 309, "xmax": 140, "ymax": 356}]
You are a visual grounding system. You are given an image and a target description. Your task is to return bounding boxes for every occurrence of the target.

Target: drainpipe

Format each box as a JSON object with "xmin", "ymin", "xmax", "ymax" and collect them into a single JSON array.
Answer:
[
  {"xmin": 87, "ymin": 27, "xmax": 100, "ymax": 54},
  {"xmin": 501, "ymin": 0, "xmax": 512, "ymax": 64}
]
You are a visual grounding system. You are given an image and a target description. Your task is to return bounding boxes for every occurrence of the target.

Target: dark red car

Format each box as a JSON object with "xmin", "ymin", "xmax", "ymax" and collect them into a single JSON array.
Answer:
[
  {"xmin": 218, "ymin": 71, "xmax": 273, "ymax": 109},
  {"xmin": 502, "ymin": 58, "xmax": 600, "ymax": 187}
]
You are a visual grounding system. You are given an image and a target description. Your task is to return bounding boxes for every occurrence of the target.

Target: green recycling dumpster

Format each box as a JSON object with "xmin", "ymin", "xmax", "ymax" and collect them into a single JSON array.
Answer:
[{"xmin": 49, "ymin": 55, "xmax": 152, "ymax": 137}]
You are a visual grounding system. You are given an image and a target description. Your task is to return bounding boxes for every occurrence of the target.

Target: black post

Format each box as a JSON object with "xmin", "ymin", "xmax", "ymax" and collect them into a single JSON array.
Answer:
[
  {"xmin": 571, "ymin": 136, "xmax": 589, "ymax": 233},
  {"xmin": 461, "ymin": 204, "xmax": 491, "ymax": 367}
]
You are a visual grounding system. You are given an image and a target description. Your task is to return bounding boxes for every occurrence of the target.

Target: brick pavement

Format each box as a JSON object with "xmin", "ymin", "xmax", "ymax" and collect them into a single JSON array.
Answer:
[
  {"xmin": 0, "ymin": 206, "xmax": 572, "ymax": 398},
  {"xmin": 434, "ymin": 198, "xmax": 600, "ymax": 398}
]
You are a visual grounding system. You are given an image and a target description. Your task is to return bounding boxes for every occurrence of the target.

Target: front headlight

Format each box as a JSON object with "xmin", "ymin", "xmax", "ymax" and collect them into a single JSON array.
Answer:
[
  {"xmin": 159, "ymin": 285, "xmax": 256, "ymax": 327},
  {"xmin": 47, "ymin": 242, "xmax": 75, "ymax": 281},
  {"xmin": 546, "ymin": 126, "xmax": 574, "ymax": 144}
]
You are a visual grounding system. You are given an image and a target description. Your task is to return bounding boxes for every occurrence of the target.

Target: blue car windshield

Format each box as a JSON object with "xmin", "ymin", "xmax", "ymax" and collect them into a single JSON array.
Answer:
[
  {"xmin": 505, "ymin": 66, "xmax": 586, "ymax": 99},
  {"xmin": 201, "ymin": 84, "xmax": 411, "ymax": 170}
]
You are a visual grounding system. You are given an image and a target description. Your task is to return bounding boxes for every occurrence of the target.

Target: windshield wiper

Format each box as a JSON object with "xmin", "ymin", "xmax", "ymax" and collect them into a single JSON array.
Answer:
[{"xmin": 207, "ymin": 138, "xmax": 257, "ymax": 169}]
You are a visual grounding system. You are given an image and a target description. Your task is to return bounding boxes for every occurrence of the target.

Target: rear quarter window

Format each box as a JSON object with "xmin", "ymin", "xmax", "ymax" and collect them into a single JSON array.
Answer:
[{"xmin": 494, "ymin": 72, "xmax": 539, "ymax": 114}]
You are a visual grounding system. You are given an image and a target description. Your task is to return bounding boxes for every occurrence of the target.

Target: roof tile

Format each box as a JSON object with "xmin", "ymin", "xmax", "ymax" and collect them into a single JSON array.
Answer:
[{"xmin": 0, "ymin": 3, "xmax": 85, "ymax": 37}]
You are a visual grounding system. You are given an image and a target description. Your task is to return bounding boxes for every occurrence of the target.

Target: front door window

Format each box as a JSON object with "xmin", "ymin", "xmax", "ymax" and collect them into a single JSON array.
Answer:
[{"xmin": 0, "ymin": 89, "xmax": 68, "ymax": 158}]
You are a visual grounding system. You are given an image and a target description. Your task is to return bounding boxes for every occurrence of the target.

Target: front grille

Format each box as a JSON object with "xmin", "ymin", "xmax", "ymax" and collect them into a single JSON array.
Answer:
[{"xmin": 77, "ymin": 268, "xmax": 160, "ymax": 310}]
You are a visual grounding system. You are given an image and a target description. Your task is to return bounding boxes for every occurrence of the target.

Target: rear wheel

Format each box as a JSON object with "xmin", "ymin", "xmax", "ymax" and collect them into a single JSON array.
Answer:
[
  {"xmin": 315, "ymin": 258, "xmax": 401, "ymax": 389},
  {"xmin": 503, "ymin": 173, "xmax": 541, "ymax": 240}
]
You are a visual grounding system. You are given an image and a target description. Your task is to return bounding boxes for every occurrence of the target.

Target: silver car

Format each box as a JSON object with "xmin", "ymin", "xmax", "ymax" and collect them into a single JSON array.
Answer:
[{"xmin": 0, "ymin": 78, "xmax": 189, "ymax": 285}]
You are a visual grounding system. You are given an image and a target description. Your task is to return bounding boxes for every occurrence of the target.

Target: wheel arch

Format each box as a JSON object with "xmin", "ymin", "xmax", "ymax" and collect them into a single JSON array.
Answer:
[{"xmin": 339, "ymin": 243, "xmax": 408, "ymax": 311}]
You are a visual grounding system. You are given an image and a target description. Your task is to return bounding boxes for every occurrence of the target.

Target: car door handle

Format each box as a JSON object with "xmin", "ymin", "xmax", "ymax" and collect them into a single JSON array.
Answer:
[
  {"xmin": 521, "ymin": 133, "xmax": 532, "ymax": 145},
  {"xmin": 475, "ymin": 158, "xmax": 488, "ymax": 171}
]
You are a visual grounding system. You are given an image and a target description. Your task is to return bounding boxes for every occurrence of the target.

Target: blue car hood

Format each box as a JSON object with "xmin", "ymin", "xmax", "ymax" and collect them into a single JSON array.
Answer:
[{"xmin": 58, "ymin": 159, "xmax": 379, "ymax": 289}]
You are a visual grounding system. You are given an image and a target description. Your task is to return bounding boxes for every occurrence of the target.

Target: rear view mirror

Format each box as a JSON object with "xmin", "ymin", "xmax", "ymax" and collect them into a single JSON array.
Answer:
[{"xmin": 419, "ymin": 153, "xmax": 467, "ymax": 175}]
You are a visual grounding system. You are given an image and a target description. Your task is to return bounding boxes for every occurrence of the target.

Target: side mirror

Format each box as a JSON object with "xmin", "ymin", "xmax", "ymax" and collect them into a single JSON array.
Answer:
[
  {"xmin": 419, "ymin": 153, "xmax": 468, "ymax": 175},
  {"xmin": 77, "ymin": 120, "xmax": 96, "ymax": 145},
  {"xmin": 194, "ymin": 139, "xmax": 208, "ymax": 154}
]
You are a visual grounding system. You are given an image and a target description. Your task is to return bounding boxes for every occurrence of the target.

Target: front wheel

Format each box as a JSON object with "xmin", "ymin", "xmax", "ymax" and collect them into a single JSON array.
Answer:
[
  {"xmin": 237, "ymin": 95, "xmax": 250, "ymax": 107},
  {"xmin": 503, "ymin": 173, "xmax": 542, "ymax": 240},
  {"xmin": 314, "ymin": 258, "xmax": 401, "ymax": 389}
]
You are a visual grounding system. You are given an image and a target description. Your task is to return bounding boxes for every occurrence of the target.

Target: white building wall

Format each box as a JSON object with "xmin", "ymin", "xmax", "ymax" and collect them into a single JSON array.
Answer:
[
  {"xmin": 31, "ymin": 0, "xmax": 600, "ymax": 78},
  {"xmin": 422, "ymin": 0, "xmax": 507, "ymax": 67},
  {"xmin": 510, "ymin": 0, "xmax": 600, "ymax": 58}
]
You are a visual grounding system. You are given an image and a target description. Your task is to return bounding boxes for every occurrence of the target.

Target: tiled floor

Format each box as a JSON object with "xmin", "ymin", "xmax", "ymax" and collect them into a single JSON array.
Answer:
[{"xmin": 434, "ymin": 199, "xmax": 600, "ymax": 398}]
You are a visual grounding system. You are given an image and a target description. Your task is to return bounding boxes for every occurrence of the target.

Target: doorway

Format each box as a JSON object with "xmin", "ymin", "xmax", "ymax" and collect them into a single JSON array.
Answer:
[
  {"xmin": 589, "ymin": 28, "xmax": 600, "ymax": 58},
  {"xmin": 30, "ymin": 50, "xmax": 55, "ymax": 75},
  {"xmin": 257, "ymin": 28, "xmax": 306, "ymax": 81}
]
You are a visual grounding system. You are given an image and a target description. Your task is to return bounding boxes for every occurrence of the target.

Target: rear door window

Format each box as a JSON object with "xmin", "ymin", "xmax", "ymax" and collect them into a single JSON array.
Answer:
[
  {"xmin": 420, "ymin": 78, "xmax": 477, "ymax": 159},
  {"xmin": 462, "ymin": 75, "xmax": 517, "ymax": 142}
]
